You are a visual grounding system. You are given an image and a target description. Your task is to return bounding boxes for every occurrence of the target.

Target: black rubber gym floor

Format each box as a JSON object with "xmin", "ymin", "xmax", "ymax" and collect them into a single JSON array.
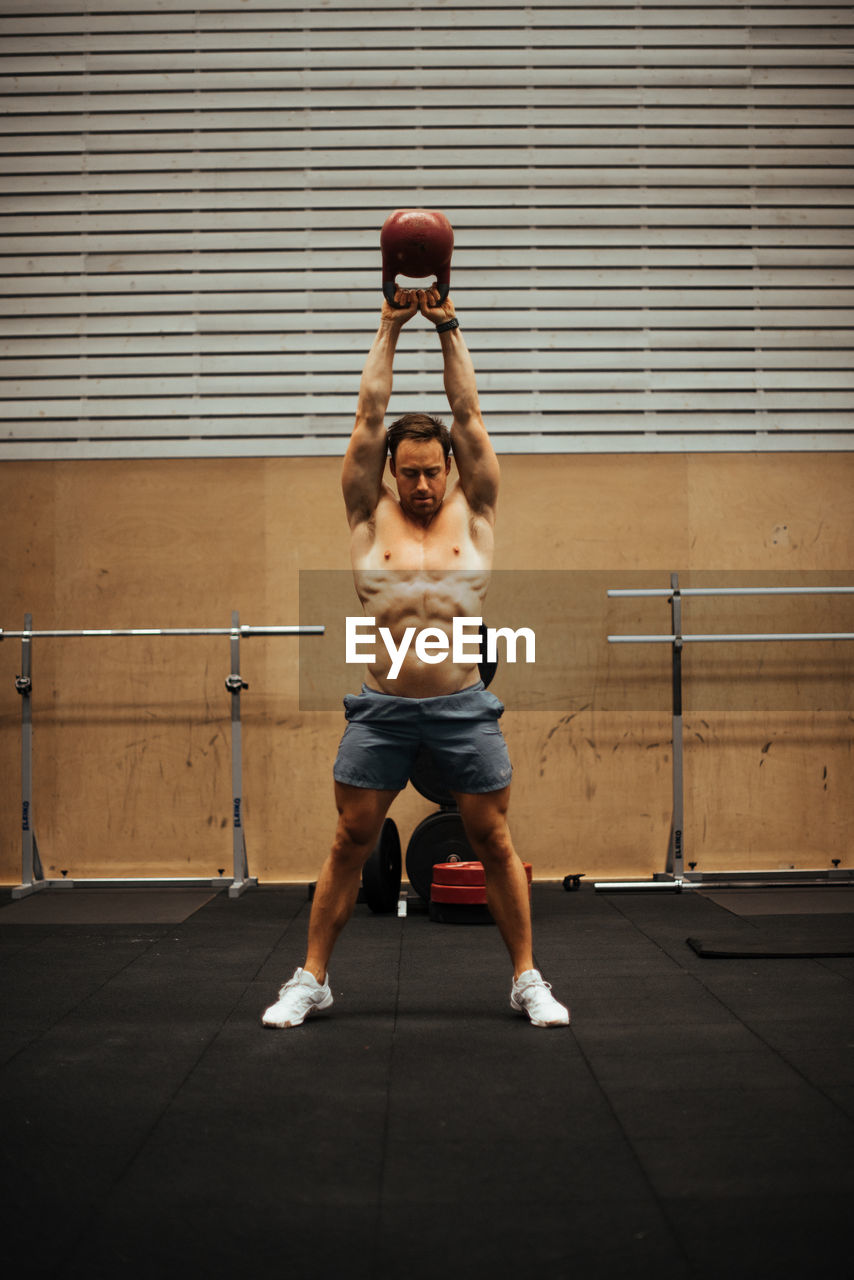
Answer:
[{"xmin": 2, "ymin": 883, "xmax": 852, "ymax": 1280}]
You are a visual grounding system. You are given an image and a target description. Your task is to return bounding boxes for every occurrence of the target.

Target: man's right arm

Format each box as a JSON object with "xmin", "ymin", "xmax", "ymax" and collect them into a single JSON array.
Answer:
[
  {"xmin": 342, "ymin": 291, "xmax": 417, "ymax": 528},
  {"xmin": 417, "ymin": 290, "xmax": 499, "ymax": 521}
]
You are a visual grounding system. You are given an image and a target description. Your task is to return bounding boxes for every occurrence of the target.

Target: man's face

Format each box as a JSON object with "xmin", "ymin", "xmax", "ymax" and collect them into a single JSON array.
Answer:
[{"xmin": 390, "ymin": 438, "xmax": 451, "ymax": 520}]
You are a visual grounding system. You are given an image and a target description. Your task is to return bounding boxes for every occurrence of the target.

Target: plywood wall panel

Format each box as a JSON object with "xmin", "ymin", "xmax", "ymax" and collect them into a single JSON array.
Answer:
[{"xmin": 1, "ymin": 452, "xmax": 851, "ymax": 885}]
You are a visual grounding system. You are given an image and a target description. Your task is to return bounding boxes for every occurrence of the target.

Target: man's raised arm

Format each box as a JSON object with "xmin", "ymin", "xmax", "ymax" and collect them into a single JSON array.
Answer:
[
  {"xmin": 342, "ymin": 290, "xmax": 417, "ymax": 528},
  {"xmin": 418, "ymin": 290, "xmax": 500, "ymax": 519}
]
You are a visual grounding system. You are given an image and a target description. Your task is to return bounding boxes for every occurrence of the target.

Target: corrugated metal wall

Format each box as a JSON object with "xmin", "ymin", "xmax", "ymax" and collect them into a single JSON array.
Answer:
[{"xmin": 1, "ymin": 1, "xmax": 853, "ymax": 459}]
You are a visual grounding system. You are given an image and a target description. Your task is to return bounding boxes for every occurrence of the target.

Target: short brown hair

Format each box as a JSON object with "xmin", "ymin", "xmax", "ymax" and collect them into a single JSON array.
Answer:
[{"xmin": 387, "ymin": 412, "xmax": 451, "ymax": 462}]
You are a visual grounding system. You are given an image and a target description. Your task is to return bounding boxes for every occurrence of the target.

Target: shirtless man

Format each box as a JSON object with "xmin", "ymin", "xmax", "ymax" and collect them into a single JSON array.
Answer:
[{"xmin": 262, "ymin": 288, "xmax": 569, "ymax": 1030}]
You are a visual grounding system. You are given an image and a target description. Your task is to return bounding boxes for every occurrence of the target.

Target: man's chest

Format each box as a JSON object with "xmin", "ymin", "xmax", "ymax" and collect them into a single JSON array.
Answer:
[{"xmin": 358, "ymin": 498, "xmax": 489, "ymax": 572}]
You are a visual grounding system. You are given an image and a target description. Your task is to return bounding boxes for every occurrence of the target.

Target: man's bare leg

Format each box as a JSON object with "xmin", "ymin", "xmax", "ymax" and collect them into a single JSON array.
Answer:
[
  {"xmin": 303, "ymin": 782, "xmax": 399, "ymax": 983},
  {"xmin": 453, "ymin": 787, "xmax": 535, "ymax": 979}
]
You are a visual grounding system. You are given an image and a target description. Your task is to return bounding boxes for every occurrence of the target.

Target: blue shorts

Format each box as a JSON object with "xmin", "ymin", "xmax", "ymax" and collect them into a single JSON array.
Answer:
[{"xmin": 333, "ymin": 681, "xmax": 513, "ymax": 794}]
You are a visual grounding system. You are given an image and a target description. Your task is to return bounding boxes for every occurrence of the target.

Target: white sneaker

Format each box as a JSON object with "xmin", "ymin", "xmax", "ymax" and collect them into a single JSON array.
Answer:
[
  {"xmin": 510, "ymin": 969, "xmax": 570, "ymax": 1027},
  {"xmin": 261, "ymin": 968, "xmax": 333, "ymax": 1028}
]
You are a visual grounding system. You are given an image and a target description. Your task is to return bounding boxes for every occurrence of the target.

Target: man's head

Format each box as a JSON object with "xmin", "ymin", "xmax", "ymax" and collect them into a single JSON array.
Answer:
[
  {"xmin": 387, "ymin": 413, "xmax": 451, "ymax": 465},
  {"xmin": 387, "ymin": 413, "xmax": 452, "ymax": 521}
]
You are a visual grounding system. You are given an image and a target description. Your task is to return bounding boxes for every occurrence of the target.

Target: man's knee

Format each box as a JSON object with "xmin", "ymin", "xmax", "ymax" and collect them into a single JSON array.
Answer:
[
  {"xmin": 330, "ymin": 784, "xmax": 396, "ymax": 865},
  {"xmin": 465, "ymin": 815, "xmax": 515, "ymax": 868},
  {"xmin": 330, "ymin": 797, "xmax": 388, "ymax": 869}
]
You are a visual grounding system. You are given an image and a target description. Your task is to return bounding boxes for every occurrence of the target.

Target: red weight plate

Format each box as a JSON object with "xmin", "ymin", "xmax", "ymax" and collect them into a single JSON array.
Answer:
[
  {"xmin": 430, "ymin": 883, "xmax": 489, "ymax": 905},
  {"xmin": 432, "ymin": 861, "xmax": 486, "ymax": 887},
  {"xmin": 431, "ymin": 861, "xmax": 533, "ymax": 887}
]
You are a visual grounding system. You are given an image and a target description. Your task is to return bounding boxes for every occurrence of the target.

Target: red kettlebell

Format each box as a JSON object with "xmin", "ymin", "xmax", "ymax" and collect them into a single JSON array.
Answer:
[{"xmin": 380, "ymin": 208, "xmax": 454, "ymax": 307}]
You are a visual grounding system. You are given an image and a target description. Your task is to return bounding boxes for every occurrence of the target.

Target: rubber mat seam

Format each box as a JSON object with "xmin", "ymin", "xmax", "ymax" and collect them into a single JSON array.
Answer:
[
  {"xmin": 570, "ymin": 1031, "xmax": 694, "ymax": 1274},
  {"xmin": 1, "ymin": 927, "xmax": 172, "ymax": 1070},
  {"xmin": 370, "ymin": 915, "xmax": 405, "ymax": 1280},
  {"xmin": 53, "ymin": 969, "xmax": 262, "ymax": 1279},
  {"xmin": 606, "ymin": 904, "xmax": 854, "ymax": 1126}
]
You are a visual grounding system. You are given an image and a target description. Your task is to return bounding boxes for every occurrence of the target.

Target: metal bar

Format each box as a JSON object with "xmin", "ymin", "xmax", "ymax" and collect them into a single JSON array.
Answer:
[
  {"xmin": 240, "ymin": 626, "xmax": 323, "ymax": 637},
  {"xmin": 684, "ymin": 869, "xmax": 854, "ymax": 887},
  {"xmin": 13, "ymin": 614, "xmax": 46, "ymax": 900},
  {"xmin": 28, "ymin": 877, "xmax": 229, "ymax": 891},
  {"xmin": 228, "ymin": 611, "xmax": 256, "ymax": 900},
  {"xmin": 609, "ymin": 632, "xmax": 854, "ymax": 643},
  {"xmin": 595, "ymin": 879, "xmax": 698, "ymax": 892},
  {"xmin": 0, "ymin": 625, "xmax": 324, "ymax": 640},
  {"xmin": 668, "ymin": 573, "xmax": 685, "ymax": 882},
  {"xmin": 608, "ymin": 587, "xmax": 854, "ymax": 598},
  {"xmin": 19, "ymin": 617, "xmax": 34, "ymax": 891}
]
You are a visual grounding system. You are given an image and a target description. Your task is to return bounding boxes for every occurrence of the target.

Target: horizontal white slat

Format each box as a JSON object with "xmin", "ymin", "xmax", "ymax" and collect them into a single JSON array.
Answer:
[
  {"xmin": 1, "ymin": 31, "xmax": 854, "ymax": 57},
  {"xmin": 6, "ymin": 291, "xmax": 854, "ymax": 320},
  {"xmin": 6, "ymin": 111, "xmax": 854, "ymax": 140},
  {"xmin": 7, "ymin": 247, "xmax": 854, "ymax": 274},
  {"xmin": 3, "ymin": 1, "xmax": 848, "ymax": 14},
  {"xmin": 5, "ymin": 147, "xmax": 853, "ymax": 175},
  {"xmin": 4, "ymin": 175, "xmax": 853, "ymax": 202},
  {"xmin": 3, "ymin": 27, "xmax": 851, "ymax": 53},
  {"xmin": 7, "ymin": 349, "xmax": 854, "ymax": 378},
  {"xmin": 5, "ymin": 220, "xmax": 854, "ymax": 251},
  {"xmin": 6, "ymin": 224, "xmax": 854, "ymax": 250},
  {"xmin": 5, "ymin": 329, "xmax": 853, "ymax": 358},
  {"xmin": 4, "ymin": 87, "xmax": 853, "ymax": 115},
  {"xmin": 5, "ymin": 44, "xmax": 854, "ymax": 74},
  {"xmin": 5, "ymin": 309, "xmax": 854, "ymax": 336},
  {"xmin": 5, "ymin": 162, "xmax": 853, "ymax": 192},
  {"xmin": 6, "ymin": 234, "xmax": 854, "ymax": 266},
  {"xmin": 4, "ymin": 74, "xmax": 852, "ymax": 105},
  {"xmin": 5, "ymin": 124, "xmax": 854, "ymax": 152},
  {"xmin": 0, "ymin": 35, "xmax": 844, "ymax": 58},
  {"xmin": 7, "ymin": 390, "xmax": 854, "ymax": 422},
  {"xmin": 0, "ymin": 30, "xmax": 763, "ymax": 54},
  {"xmin": 3, "ymin": 9, "xmax": 852, "ymax": 34},
  {"xmin": 6, "ymin": 267, "xmax": 854, "ymax": 294},
  {"xmin": 8, "ymin": 369, "xmax": 854, "ymax": 399},
  {"xmin": 6, "ymin": 412, "xmax": 854, "ymax": 443},
  {"xmin": 3, "ymin": 198, "xmax": 852, "ymax": 227},
  {"xmin": 4, "ymin": 124, "xmax": 854, "ymax": 151},
  {"xmin": 5, "ymin": 109, "xmax": 854, "ymax": 135},
  {"xmin": 5, "ymin": 432, "xmax": 854, "ymax": 464},
  {"xmin": 6, "ymin": 263, "xmax": 854, "ymax": 291},
  {"xmin": 3, "ymin": 71, "xmax": 853, "ymax": 102}
]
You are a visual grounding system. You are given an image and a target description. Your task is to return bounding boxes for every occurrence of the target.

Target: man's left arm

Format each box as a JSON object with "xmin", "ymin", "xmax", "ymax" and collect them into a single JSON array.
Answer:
[{"xmin": 418, "ymin": 290, "xmax": 500, "ymax": 519}]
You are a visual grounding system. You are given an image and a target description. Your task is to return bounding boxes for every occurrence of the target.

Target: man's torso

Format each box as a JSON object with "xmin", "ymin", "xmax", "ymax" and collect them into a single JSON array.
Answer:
[{"xmin": 350, "ymin": 483, "xmax": 493, "ymax": 696}]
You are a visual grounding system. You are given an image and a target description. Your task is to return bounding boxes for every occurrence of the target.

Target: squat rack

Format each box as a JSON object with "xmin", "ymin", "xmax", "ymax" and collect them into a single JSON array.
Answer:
[
  {"xmin": 597, "ymin": 575, "xmax": 854, "ymax": 892},
  {"xmin": 3, "ymin": 614, "xmax": 324, "ymax": 900}
]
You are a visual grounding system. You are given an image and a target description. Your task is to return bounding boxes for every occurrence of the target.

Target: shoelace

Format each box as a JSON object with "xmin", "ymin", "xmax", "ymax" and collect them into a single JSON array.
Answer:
[
  {"xmin": 280, "ymin": 971, "xmax": 323, "ymax": 998},
  {"xmin": 518, "ymin": 976, "xmax": 552, "ymax": 995}
]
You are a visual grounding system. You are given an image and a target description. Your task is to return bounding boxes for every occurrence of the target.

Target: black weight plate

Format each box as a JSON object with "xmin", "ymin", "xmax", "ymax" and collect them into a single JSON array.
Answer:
[
  {"xmin": 362, "ymin": 818, "xmax": 402, "ymax": 913},
  {"xmin": 405, "ymin": 811, "xmax": 475, "ymax": 903},
  {"xmin": 409, "ymin": 745, "xmax": 453, "ymax": 806}
]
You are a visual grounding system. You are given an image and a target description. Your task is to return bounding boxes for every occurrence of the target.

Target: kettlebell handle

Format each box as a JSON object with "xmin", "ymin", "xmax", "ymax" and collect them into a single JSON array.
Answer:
[{"xmin": 383, "ymin": 281, "xmax": 450, "ymax": 308}]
